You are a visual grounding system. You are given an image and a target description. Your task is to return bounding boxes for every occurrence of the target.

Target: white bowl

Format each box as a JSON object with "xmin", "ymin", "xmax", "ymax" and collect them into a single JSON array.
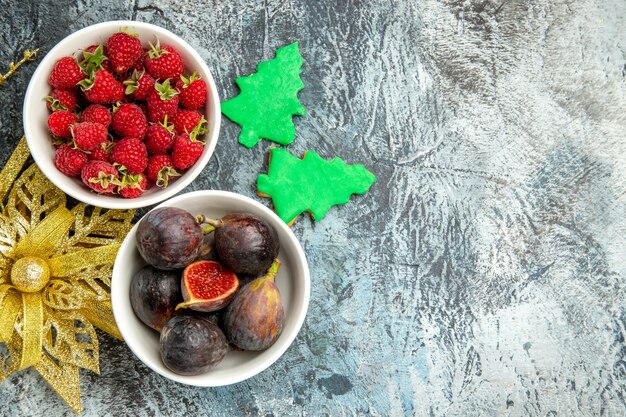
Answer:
[
  {"xmin": 111, "ymin": 190, "xmax": 311, "ymax": 386},
  {"xmin": 23, "ymin": 21, "xmax": 221, "ymax": 209}
]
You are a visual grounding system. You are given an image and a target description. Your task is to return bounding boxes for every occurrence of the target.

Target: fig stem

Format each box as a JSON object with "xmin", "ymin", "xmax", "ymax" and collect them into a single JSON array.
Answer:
[
  {"xmin": 265, "ymin": 259, "xmax": 281, "ymax": 282},
  {"xmin": 195, "ymin": 214, "xmax": 220, "ymax": 228},
  {"xmin": 205, "ymin": 219, "xmax": 220, "ymax": 227},
  {"xmin": 201, "ymin": 225, "xmax": 215, "ymax": 234}
]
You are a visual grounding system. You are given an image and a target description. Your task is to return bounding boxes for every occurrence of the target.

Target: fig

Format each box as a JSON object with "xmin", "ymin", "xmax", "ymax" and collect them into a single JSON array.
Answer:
[
  {"xmin": 136, "ymin": 207, "xmax": 203, "ymax": 270},
  {"xmin": 160, "ymin": 316, "xmax": 228, "ymax": 375},
  {"xmin": 176, "ymin": 260, "xmax": 239, "ymax": 312},
  {"xmin": 223, "ymin": 259, "xmax": 284, "ymax": 351},
  {"xmin": 130, "ymin": 265, "xmax": 182, "ymax": 331},
  {"xmin": 194, "ymin": 232, "xmax": 219, "ymax": 262},
  {"xmin": 199, "ymin": 212, "xmax": 279, "ymax": 276},
  {"xmin": 204, "ymin": 312, "xmax": 222, "ymax": 327}
]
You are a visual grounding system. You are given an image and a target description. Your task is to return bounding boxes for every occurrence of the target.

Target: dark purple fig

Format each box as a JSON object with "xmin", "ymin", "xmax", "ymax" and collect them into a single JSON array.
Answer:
[
  {"xmin": 202, "ymin": 213, "xmax": 279, "ymax": 276},
  {"xmin": 160, "ymin": 316, "xmax": 228, "ymax": 375},
  {"xmin": 130, "ymin": 266, "xmax": 182, "ymax": 331},
  {"xmin": 223, "ymin": 260, "xmax": 284, "ymax": 351},
  {"xmin": 194, "ymin": 232, "xmax": 219, "ymax": 262},
  {"xmin": 136, "ymin": 207, "xmax": 203, "ymax": 270},
  {"xmin": 204, "ymin": 312, "xmax": 222, "ymax": 327}
]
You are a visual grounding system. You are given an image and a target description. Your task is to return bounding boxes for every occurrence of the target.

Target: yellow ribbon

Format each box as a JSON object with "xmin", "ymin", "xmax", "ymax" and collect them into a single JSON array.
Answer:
[
  {"xmin": 48, "ymin": 244, "xmax": 121, "ymax": 277},
  {"xmin": 14, "ymin": 207, "xmax": 74, "ymax": 258},
  {"xmin": 18, "ymin": 292, "xmax": 43, "ymax": 370},
  {"xmin": 0, "ymin": 284, "xmax": 19, "ymax": 341}
]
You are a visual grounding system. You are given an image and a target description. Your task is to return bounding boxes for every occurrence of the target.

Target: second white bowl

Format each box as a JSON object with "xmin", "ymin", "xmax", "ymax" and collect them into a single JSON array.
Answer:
[{"xmin": 111, "ymin": 190, "xmax": 311, "ymax": 386}]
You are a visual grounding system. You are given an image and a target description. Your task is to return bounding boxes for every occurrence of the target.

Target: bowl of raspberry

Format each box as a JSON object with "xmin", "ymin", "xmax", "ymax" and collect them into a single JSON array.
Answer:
[{"xmin": 23, "ymin": 20, "xmax": 220, "ymax": 209}]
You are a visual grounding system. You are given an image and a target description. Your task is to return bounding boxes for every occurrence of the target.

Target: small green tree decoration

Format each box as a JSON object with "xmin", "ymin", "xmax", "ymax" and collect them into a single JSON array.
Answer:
[
  {"xmin": 257, "ymin": 148, "xmax": 376, "ymax": 225},
  {"xmin": 221, "ymin": 42, "xmax": 306, "ymax": 148}
]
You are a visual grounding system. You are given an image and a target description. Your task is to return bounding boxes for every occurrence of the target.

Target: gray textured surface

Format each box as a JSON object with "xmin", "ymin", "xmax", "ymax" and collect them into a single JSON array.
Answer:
[{"xmin": 1, "ymin": 1, "xmax": 626, "ymax": 416}]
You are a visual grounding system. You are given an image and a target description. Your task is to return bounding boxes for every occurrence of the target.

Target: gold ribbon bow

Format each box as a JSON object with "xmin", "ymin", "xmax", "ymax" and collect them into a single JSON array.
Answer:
[{"xmin": 0, "ymin": 138, "xmax": 134, "ymax": 413}]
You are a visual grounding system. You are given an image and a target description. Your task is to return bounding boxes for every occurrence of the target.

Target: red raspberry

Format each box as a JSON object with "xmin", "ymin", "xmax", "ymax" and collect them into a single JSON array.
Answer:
[
  {"xmin": 118, "ymin": 173, "xmax": 148, "ymax": 198},
  {"xmin": 176, "ymin": 72, "xmax": 207, "ymax": 110},
  {"xmin": 81, "ymin": 104, "xmax": 112, "ymax": 128},
  {"xmin": 139, "ymin": 103, "xmax": 149, "ymax": 118},
  {"xmin": 172, "ymin": 110, "xmax": 203, "ymax": 134},
  {"xmin": 146, "ymin": 79, "xmax": 179, "ymax": 122},
  {"xmin": 72, "ymin": 122, "xmax": 108, "ymax": 151},
  {"xmin": 146, "ymin": 154, "xmax": 180, "ymax": 188},
  {"xmin": 48, "ymin": 57, "xmax": 84, "ymax": 89},
  {"xmin": 55, "ymin": 144, "xmax": 87, "ymax": 176},
  {"xmin": 107, "ymin": 32, "xmax": 143, "ymax": 74},
  {"xmin": 123, "ymin": 70, "xmax": 155, "ymax": 100},
  {"xmin": 48, "ymin": 110, "xmax": 78, "ymax": 139},
  {"xmin": 81, "ymin": 44, "xmax": 111, "ymax": 73},
  {"xmin": 144, "ymin": 176, "xmax": 156, "ymax": 189},
  {"xmin": 79, "ymin": 70, "xmax": 124, "ymax": 104},
  {"xmin": 84, "ymin": 44, "xmax": 107, "ymax": 55},
  {"xmin": 172, "ymin": 133, "xmax": 204, "ymax": 170},
  {"xmin": 144, "ymin": 41, "xmax": 184, "ymax": 80},
  {"xmin": 88, "ymin": 141, "xmax": 113, "ymax": 162},
  {"xmin": 45, "ymin": 88, "xmax": 78, "ymax": 112},
  {"xmin": 145, "ymin": 117, "xmax": 175, "ymax": 154},
  {"xmin": 81, "ymin": 160, "xmax": 119, "ymax": 194},
  {"xmin": 112, "ymin": 103, "xmax": 148, "ymax": 140},
  {"xmin": 110, "ymin": 137, "xmax": 148, "ymax": 174},
  {"xmin": 131, "ymin": 49, "xmax": 148, "ymax": 72}
]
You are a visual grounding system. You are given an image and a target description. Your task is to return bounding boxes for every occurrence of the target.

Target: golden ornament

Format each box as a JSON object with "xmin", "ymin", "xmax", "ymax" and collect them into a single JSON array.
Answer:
[
  {"xmin": 10, "ymin": 256, "xmax": 50, "ymax": 292},
  {"xmin": 0, "ymin": 49, "xmax": 39, "ymax": 85},
  {"xmin": 0, "ymin": 137, "xmax": 135, "ymax": 414}
]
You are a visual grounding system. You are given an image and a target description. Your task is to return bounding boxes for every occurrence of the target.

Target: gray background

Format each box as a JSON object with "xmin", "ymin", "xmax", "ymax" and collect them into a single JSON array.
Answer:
[{"xmin": 1, "ymin": 0, "xmax": 625, "ymax": 416}]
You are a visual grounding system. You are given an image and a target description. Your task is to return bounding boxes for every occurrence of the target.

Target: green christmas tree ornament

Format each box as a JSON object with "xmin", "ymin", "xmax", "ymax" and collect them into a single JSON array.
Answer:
[
  {"xmin": 221, "ymin": 42, "xmax": 306, "ymax": 148},
  {"xmin": 257, "ymin": 148, "xmax": 376, "ymax": 225}
]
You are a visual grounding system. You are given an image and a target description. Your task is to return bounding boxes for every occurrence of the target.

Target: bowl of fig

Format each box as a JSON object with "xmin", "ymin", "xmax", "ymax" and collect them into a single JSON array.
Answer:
[
  {"xmin": 23, "ymin": 20, "xmax": 220, "ymax": 209},
  {"xmin": 111, "ymin": 190, "xmax": 310, "ymax": 385}
]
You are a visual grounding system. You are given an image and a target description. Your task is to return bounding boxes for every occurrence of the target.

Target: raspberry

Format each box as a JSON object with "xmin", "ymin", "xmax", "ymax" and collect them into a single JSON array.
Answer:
[
  {"xmin": 81, "ymin": 44, "xmax": 111, "ymax": 73},
  {"xmin": 145, "ymin": 116, "xmax": 175, "ymax": 154},
  {"xmin": 118, "ymin": 173, "xmax": 148, "ymax": 198},
  {"xmin": 48, "ymin": 57, "xmax": 84, "ymax": 89},
  {"xmin": 131, "ymin": 49, "xmax": 148, "ymax": 72},
  {"xmin": 144, "ymin": 41, "xmax": 184, "ymax": 80},
  {"xmin": 176, "ymin": 72, "xmax": 207, "ymax": 110},
  {"xmin": 139, "ymin": 103, "xmax": 149, "ymax": 118},
  {"xmin": 48, "ymin": 110, "xmax": 78, "ymax": 139},
  {"xmin": 123, "ymin": 70, "xmax": 155, "ymax": 100},
  {"xmin": 55, "ymin": 144, "xmax": 87, "ymax": 176},
  {"xmin": 107, "ymin": 32, "xmax": 143, "ymax": 74},
  {"xmin": 146, "ymin": 79, "xmax": 179, "ymax": 123},
  {"xmin": 172, "ymin": 133, "xmax": 204, "ymax": 170},
  {"xmin": 88, "ymin": 141, "xmax": 112, "ymax": 162},
  {"xmin": 110, "ymin": 137, "xmax": 148, "ymax": 174},
  {"xmin": 45, "ymin": 88, "xmax": 78, "ymax": 112},
  {"xmin": 81, "ymin": 160, "xmax": 118, "ymax": 194},
  {"xmin": 146, "ymin": 154, "xmax": 180, "ymax": 188},
  {"xmin": 111, "ymin": 103, "xmax": 148, "ymax": 140},
  {"xmin": 72, "ymin": 122, "xmax": 108, "ymax": 151},
  {"xmin": 81, "ymin": 104, "xmax": 112, "ymax": 128},
  {"xmin": 172, "ymin": 110, "xmax": 203, "ymax": 135},
  {"xmin": 79, "ymin": 70, "xmax": 124, "ymax": 104}
]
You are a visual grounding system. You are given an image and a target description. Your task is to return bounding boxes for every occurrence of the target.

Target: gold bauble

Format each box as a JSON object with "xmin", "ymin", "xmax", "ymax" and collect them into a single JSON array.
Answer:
[{"xmin": 10, "ymin": 256, "xmax": 50, "ymax": 293}]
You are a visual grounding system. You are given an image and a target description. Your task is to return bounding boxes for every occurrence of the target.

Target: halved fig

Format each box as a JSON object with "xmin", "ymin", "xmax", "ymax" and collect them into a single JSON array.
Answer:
[{"xmin": 176, "ymin": 260, "xmax": 239, "ymax": 312}]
